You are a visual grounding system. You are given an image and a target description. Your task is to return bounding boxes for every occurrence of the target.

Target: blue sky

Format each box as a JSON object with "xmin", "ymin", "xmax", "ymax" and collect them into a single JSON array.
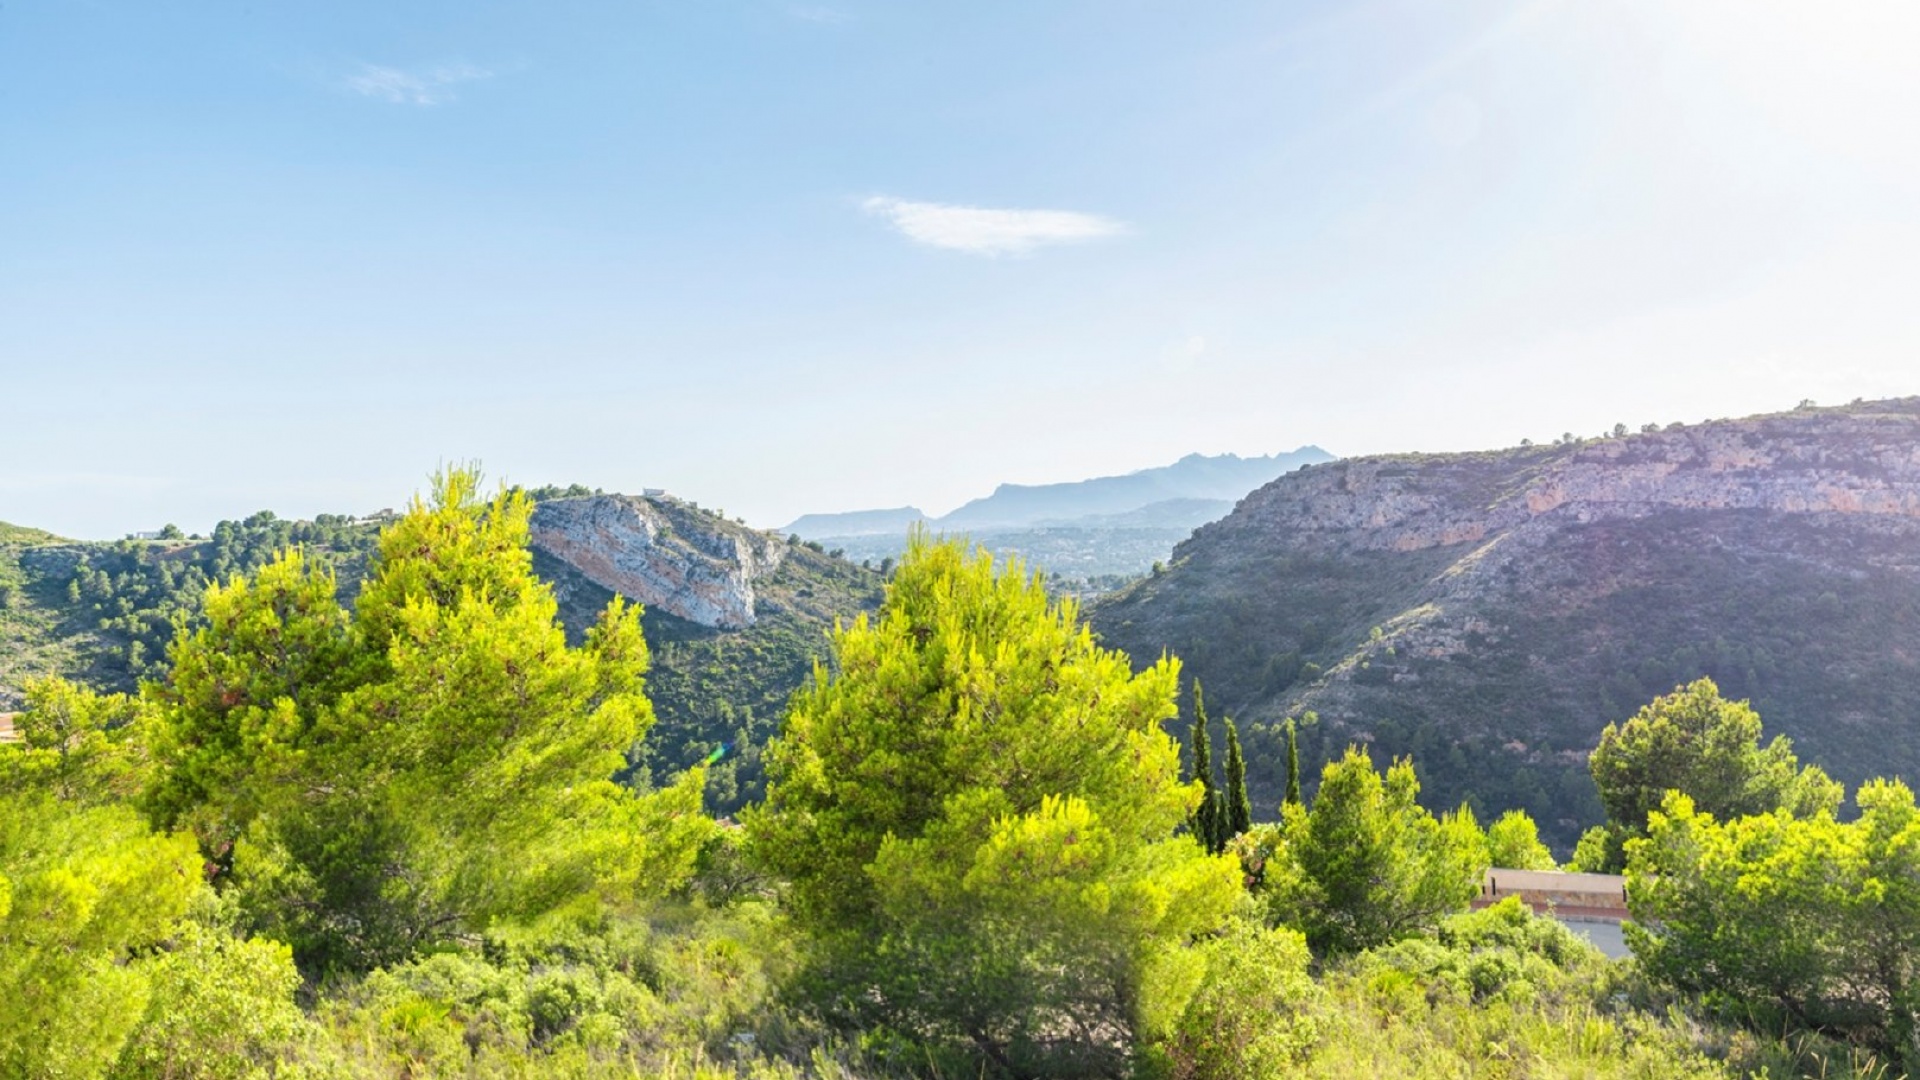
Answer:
[{"xmin": 4, "ymin": 0, "xmax": 1919, "ymax": 538}]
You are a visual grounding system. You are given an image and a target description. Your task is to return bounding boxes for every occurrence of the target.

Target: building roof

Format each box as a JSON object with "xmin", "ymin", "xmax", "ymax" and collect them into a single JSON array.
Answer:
[{"xmin": 1485, "ymin": 868, "xmax": 1626, "ymax": 895}]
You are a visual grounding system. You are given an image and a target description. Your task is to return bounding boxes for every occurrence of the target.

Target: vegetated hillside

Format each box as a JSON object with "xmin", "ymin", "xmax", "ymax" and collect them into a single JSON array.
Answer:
[
  {"xmin": 1089, "ymin": 399, "xmax": 1920, "ymax": 848},
  {"xmin": 0, "ymin": 492, "xmax": 883, "ymax": 815},
  {"xmin": 0, "ymin": 520, "xmax": 66, "ymax": 545},
  {"xmin": 790, "ymin": 447, "xmax": 1335, "ymax": 582},
  {"xmin": 0, "ymin": 512, "xmax": 382, "ymax": 702},
  {"xmin": 529, "ymin": 493, "xmax": 884, "ymax": 810}
]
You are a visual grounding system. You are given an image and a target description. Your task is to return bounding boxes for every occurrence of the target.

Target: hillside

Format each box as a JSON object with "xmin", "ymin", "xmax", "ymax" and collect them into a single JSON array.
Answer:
[
  {"xmin": 529, "ymin": 493, "xmax": 885, "ymax": 807},
  {"xmin": 0, "ymin": 521, "xmax": 66, "ymax": 545},
  {"xmin": 0, "ymin": 512, "xmax": 382, "ymax": 704},
  {"xmin": 1088, "ymin": 399, "xmax": 1920, "ymax": 847},
  {"xmin": 0, "ymin": 493, "xmax": 882, "ymax": 814}
]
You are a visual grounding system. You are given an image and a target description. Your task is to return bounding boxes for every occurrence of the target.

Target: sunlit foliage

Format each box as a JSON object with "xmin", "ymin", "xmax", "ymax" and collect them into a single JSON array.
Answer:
[{"xmin": 748, "ymin": 532, "xmax": 1241, "ymax": 1076}]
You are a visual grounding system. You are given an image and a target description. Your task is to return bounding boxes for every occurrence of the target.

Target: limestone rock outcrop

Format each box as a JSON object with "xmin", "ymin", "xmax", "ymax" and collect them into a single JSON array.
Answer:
[
  {"xmin": 530, "ymin": 495, "xmax": 786, "ymax": 630},
  {"xmin": 1208, "ymin": 406, "xmax": 1920, "ymax": 556}
]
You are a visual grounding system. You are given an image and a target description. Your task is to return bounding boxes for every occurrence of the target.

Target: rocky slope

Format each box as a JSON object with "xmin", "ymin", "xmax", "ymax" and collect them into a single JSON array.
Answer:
[
  {"xmin": 1090, "ymin": 399, "xmax": 1920, "ymax": 847},
  {"xmin": 530, "ymin": 494, "xmax": 789, "ymax": 630}
]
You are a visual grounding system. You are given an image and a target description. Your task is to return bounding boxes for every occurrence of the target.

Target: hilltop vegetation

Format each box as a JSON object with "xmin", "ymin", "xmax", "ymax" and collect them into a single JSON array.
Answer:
[
  {"xmin": 0, "ymin": 513, "xmax": 380, "ymax": 710},
  {"xmin": 0, "ymin": 494, "xmax": 882, "ymax": 816},
  {"xmin": 0, "ymin": 520, "xmax": 66, "ymax": 545}
]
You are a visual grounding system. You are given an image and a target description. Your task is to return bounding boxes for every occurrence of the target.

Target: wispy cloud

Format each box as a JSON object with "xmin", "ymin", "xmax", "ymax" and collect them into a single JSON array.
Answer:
[
  {"xmin": 860, "ymin": 196, "xmax": 1128, "ymax": 256},
  {"xmin": 345, "ymin": 62, "xmax": 493, "ymax": 106}
]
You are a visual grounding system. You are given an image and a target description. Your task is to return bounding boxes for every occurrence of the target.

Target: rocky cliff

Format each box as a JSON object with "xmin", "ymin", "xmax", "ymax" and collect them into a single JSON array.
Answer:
[
  {"xmin": 530, "ymin": 495, "xmax": 788, "ymax": 630},
  {"xmin": 1090, "ymin": 399, "xmax": 1920, "ymax": 847},
  {"xmin": 1216, "ymin": 410, "xmax": 1920, "ymax": 553}
]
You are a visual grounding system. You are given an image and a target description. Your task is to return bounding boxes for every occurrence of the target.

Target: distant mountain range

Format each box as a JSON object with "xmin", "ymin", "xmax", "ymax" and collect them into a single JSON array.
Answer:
[
  {"xmin": 783, "ymin": 447, "xmax": 1334, "ymax": 580},
  {"xmin": 941, "ymin": 449, "xmax": 1335, "ymax": 530},
  {"xmin": 1088, "ymin": 399, "xmax": 1920, "ymax": 849},
  {"xmin": 783, "ymin": 506, "xmax": 929, "ymax": 538}
]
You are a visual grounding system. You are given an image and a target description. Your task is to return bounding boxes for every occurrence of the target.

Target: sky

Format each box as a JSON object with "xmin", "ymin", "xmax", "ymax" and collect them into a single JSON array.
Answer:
[{"xmin": 4, "ymin": 0, "xmax": 1919, "ymax": 539}]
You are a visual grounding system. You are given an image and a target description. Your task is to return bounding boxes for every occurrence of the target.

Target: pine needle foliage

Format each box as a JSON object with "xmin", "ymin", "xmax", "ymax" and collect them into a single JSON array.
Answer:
[
  {"xmin": 747, "ymin": 531, "xmax": 1240, "ymax": 1076},
  {"xmin": 1190, "ymin": 682, "xmax": 1223, "ymax": 853},
  {"xmin": 145, "ymin": 466, "xmax": 713, "ymax": 975},
  {"xmin": 1223, "ymin": 719, "xmax": 1252, "ymax": 840},
  {"xmin": 1284, "ymin": 718, "xmax": 1304, "ymax": 809}
]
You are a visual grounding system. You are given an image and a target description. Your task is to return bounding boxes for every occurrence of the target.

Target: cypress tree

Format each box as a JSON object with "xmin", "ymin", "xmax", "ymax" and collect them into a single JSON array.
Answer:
[
  {"xmin": 1223, "ymin": 718, "xmax": 1252, "ymax": 839},
  {"xmin": 1188, "ymin": 683, "xmax": 1221, "ymax": 851},
  {"xmin": 1284, "ymin": 718, "xmax": 1303, "ymax": 809}
]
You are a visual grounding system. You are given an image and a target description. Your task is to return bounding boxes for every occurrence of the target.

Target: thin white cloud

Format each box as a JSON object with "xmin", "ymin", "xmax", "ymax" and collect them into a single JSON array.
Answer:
[
  {"xmin": 861, "ymin": 196, "xmax": 1128, "ymax": 256},
  {"xmin": 345, "ymin": 62, "xmax": 493, "ymax": 106}
]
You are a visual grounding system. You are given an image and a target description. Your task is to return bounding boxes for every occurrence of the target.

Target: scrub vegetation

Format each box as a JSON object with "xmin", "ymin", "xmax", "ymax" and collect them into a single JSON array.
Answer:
[{"xmin": 3, "ymin": 471, "xmax": 1916, "ymax": 1078}]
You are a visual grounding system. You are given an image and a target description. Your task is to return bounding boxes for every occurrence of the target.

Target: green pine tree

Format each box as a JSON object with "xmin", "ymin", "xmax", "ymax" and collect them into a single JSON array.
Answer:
[
  {"xmin": 1223, "ymin": 718, "xmax": 1252, "ymax": 840},
  {"xmin": 1190, "ymin": 683, "xmax": 1221, "ymax": 852},
  {"xmin": 145, "ymin": 467, "xmax": 714, "ymax": 974},
  {"xmin": 1284, "ymin": 717, "xmax": 1303, "ymax": 809},
  {"xmin": 745, "ymin": 533, "xmax": 1240, "ymax": 1073}
]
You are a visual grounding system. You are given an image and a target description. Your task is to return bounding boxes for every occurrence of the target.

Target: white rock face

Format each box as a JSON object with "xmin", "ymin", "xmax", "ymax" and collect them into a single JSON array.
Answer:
[
  {"xmin": 529, "ymin": 495, "xmax": 785, "ymax": 630},
  {"xmin": 1207, "ymin": 407, "xmax": 1920, "ymax": 556}
]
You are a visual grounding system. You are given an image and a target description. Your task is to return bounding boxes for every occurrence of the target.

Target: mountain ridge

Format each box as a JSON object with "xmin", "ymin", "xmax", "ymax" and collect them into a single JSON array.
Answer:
[
  {"xmin": 0, "ymin": 521, "xmax": 66, "ymax": 545},
  {"xmin": 1089, "ymin": 398, "xmax": 1920, "ymax": 847},
  {"xmin": 782, "ymin": 506, "xmax": 928, "ymax": 539},
  {"xmin": 783, "ymin": 447, "xmax": 1333, "ymax": 536},
  {"xmin": 936, "ymin": 447, "xmax": 1334, "ymax": 530},
  {"xmin": 784, "ymin": 446, "xmax": 1335, "ymax": 581}
]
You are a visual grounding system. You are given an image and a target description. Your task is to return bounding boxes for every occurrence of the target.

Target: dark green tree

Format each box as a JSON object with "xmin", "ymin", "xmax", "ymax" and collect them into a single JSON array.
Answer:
[
  {"xmin": 1586, "ymin": 678, "xmax": 1842, "ymax": 871},
  {"xmin": 1223, "ymin": 719, "xmax": 1252, "ymax": 840},
  {"xmin": 1283, "ymin": 718, "xmax": 1303, "ymax": 809},
  {"xmin": 1190, "ymin": 684, "xmax": 1222, "ymax": 852},
  {"xmin": 1264, "ymin": 746, "xmax": 1488, "ymax": 954}
]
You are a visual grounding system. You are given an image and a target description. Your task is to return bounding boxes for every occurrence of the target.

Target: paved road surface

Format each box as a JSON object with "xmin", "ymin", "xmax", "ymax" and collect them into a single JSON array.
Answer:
[{"xmin": 1558, "ymin": 918, "xmax": 1629, "ymax": 959}]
